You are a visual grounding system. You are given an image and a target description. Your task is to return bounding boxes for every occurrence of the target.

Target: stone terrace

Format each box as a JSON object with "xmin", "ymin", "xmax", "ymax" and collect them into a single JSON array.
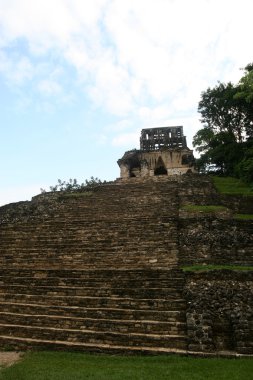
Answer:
[{"xmin": 0, "ymin": 175, "xmax": 252, "ymax": 354}]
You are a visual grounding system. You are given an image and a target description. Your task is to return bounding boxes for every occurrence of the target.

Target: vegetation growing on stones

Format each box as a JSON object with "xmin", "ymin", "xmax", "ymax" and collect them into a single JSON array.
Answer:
[
  {"xmin": 211, "ymin": 176, "xmax": 253, "ymax": 195},
  {"xmin": 234, "ymin": 214, "xmax": 253, "ymax": 220},
  {"xmin": 182, "ymin": 265, "xmax": 253, "ymax": 272},
  {"xmin": 40, "ymin": 176, "xmax": 106, "ymax": 193}
]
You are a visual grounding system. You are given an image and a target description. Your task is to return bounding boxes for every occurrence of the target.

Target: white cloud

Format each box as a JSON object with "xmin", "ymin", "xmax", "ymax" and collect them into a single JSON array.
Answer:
[
  {"xmin": 104, "ymin": 119, "xmax": 133, "ymax": 132},
  {"xmin": 0, "ymin": 51, "xmax": 34, "ymax": 85},
  {"xmin": 37, "ymin": 79, "xmax": 62, "ymax": 96},
  {"xmin": 112, "ymin": 131, "xmax": 140, "ymax": 147},
  {"xmin": 104, "ymin": 0, "xmax": 253, "ymax": 98},
  {"xmin": 88, "ymin": 54, "xmax": 135, "ymax": 115},
  {"xmin": 0, "ymin": 0, "xmax": 253, "ymax": 123}
]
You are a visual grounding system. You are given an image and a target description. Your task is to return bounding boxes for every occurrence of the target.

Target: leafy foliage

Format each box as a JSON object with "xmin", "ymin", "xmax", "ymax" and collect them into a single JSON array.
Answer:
[
  {"xmin": 40, "ymin": 177, "xmax": 105, "ymax": 193},
  {"xmin": 235, "ymin": 63, "xmax": 253, "ymax": 104},
  {"xmin": 193, "ymin": 64, "xmax": 253, "ymax": 182}
]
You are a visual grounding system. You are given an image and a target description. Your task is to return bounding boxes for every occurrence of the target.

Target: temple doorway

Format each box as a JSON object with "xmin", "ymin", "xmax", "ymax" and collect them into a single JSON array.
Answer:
[{"xmin": 154, "ymin": 157, "xmax": 167, "ymax": 175}]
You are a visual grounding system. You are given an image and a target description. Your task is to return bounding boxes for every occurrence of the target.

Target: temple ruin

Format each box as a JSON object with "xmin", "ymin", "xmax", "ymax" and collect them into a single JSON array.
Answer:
[
  {"xmin": 0, "ymin": 134, "xmax": 252, "ymax": 356},
  {"xmin": 117, "ymin": 126, "xmax": 196, "ymax": 178}
]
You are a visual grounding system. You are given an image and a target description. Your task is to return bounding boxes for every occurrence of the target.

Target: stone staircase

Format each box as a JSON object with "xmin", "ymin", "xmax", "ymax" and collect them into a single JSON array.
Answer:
[
  {"xmin": 0, "ymin": 178, "xmax": 187, "ymax": 354},
  {"xmin": 0, "ymin": 180, "xmax": 180, "ymax": 270},
  {"xmin": 0, "ymin": 269, "xmax": 187, "ymax": 353},
  {"xmin": 0, "ymin": 175, "xmax": 252, "ymax": 354}
]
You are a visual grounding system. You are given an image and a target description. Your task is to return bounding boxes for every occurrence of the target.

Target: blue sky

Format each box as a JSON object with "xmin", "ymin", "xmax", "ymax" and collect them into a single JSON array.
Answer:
[{"xmin": 1, "ymin": 0, "xmax": 253, "ymax": 206}]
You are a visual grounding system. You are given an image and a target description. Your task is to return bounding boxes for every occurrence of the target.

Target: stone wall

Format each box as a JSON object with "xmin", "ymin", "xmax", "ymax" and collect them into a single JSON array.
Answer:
[
  {"xmin": 219, "ymin": 195, "xmax": 253, "ymax": 214},
  {"xmin": 179, "ymin": 217, "xmax": 253, "ymax": 266},
  {"xmin": 184, "ymin": 270, "xmax": 253, "ymax": 354},
  {"xmin": 117, "ymin": 148, "xmax": 196, "ymax": 179},
  {"xmin": 177, "ymin": 174, "xmax": 253, "ymax": 267},
  {"xmin": 0, "ymin": 192, "xmax": 60, "ymax": 225}
]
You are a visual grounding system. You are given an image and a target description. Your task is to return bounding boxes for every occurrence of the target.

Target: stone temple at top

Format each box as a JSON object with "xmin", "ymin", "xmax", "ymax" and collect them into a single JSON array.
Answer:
[{"xmin": 117, "ymin": 126, "xmax": 196, "ymax": 179}]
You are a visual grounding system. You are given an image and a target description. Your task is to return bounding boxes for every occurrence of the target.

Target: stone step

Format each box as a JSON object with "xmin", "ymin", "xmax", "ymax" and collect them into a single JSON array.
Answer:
[
  {"xmin": 0, "ymin": 244, "xmax": 179, "ymax": 251},
  {"xmin": 0, "ymin": 312, "xmax": 186, "ymax": 334},
  {"xmin": 0, "ymin": 302, "xmax": 186, "ymax": 322},
  {"xmin": 236, "ymin": 343, "xmax": 253, "ymax": 355},
  {"xmin": 0, "ymin": 219, "xmax": 178, "ymax": 229},
  {"xmin": 0, "ymin": 264, "xmax": 179, "ymax": 271},
  {"xmin": 0, "ymin": 268, "xmax": 184, "ymax": 278},
  {"xmin": 0, "ymin": 206, "xmax": 179, "ymax": 220},
  {"xmin": 0, "ymin": 226, "xmax": 177, "ymax": 233},
  {"xmin": 0, "ymin": 245, "xmax": 179, "ymax": 253},
  {"xmin": 0, "ymin": 324, "xmax": 187, "ymax": 349},
  {"xmin": 0, "ymin": 214, "xmax": 179, "ymax": 223},
  {"xmin": 0, "ymin": 335, "xmax": 188, "ymax": 355},
  {"xmin": 0, "ymin": 237, "xmax": 179, "ymax": 246},
  {"xmin": 0, "ymin": 234, "xmax": 178, "ymax": 243},
  {"xmin": 0, "ymin": 232, "xmax": 178, "ymax": 239},
  {"xmin": 0, "ymin": 255, "xmax": 178, "ymax": 261},
  {"xmin": 0, "ymin": 222, "xmax": 178, "ymax": 231},
  {"xmin": 0, "ymin": 283, "xmax": 184, "ymax": 293},
  {"xmin": 0, "ymin": 218, "xmax": 179, "ymax": 231},
  {"xmin": 0, "ymin": 276, "xmax": 185, "ymax": 287},
  {"xmin": 0, "ymin": 293, "xmax": 186, "ymax": 310},
  {"xmin": 0, "ymin": 259, "xmax": 179, "ymax": 268},
  {"xmin": 0, "ymin": 285, "xmax": 183, "ymax": 298},
  {"xmin": 0, "ymin": 268, "xmax": 184, "ymax": 277}
]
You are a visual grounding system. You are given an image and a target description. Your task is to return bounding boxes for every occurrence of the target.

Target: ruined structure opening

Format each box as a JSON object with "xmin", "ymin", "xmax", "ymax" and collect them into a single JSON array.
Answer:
[
  {"xmin": 182, "ymin": 154, "xmax": 194, "ymax": 165},
  {"xmin": 154, "ymin": 157, "xmax": 167, "ymax": 176}
]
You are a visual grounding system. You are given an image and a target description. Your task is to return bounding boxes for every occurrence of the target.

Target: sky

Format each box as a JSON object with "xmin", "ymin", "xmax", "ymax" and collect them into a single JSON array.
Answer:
[{"xmin": 1, "ymin": 0, "xmax": 253, "ymax": 206}]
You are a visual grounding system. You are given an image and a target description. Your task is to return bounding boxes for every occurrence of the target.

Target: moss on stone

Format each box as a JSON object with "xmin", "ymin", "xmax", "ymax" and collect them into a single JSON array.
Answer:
[
  {"xmin": 211, "ymin": 176, "xmax": 253, "ymax": 196},
  {"xmin": 182, "ymin": 265, "xmax": 253, "ymax": 272},
  {"xmin": 234, "ymin": 213, "xmax": 253, "ymax": 220}
]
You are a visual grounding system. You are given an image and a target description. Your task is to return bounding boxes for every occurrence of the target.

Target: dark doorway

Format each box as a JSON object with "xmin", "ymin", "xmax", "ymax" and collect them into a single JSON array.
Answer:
[{"xmin": 154, "ymin": 157, "xmax": 167, "ymax": 175}]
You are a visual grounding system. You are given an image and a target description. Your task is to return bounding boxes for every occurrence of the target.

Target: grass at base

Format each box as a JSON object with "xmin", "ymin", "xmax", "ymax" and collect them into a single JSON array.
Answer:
[
  {"xmin": 0, "ymin": 351, "xmax": 252, "ymax": 380},
  {"xmin": 211, "ymin": 176, "xmax": 253, "ymax": 196},
  {"xmin": 182, "ymin": 265, "xmax": 253, "ymax": 272}
]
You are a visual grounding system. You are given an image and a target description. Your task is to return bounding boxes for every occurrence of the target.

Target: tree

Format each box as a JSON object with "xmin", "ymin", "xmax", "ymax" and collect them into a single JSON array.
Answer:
[
  {"xmin": 234, "ymin": 63, "xmax": 253, "ymax": 139},
  {"xmin": 235, "ymin": 63, "xmax": 253, "ymax": 103},
  {"xmin": 193, "ymin": 64, "xmax": 253, "ymax": 181},
  {"xmin": 235, "ymin": 144, "xmax": 253, "ymax": 183}
]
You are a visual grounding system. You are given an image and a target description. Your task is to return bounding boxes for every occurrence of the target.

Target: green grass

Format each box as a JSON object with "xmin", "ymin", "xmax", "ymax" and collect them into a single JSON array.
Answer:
[
  {"xmin": 211, "ymin": 176, "xmax": 253, "ymax": 196},
  {"xmin": 182, "ymin": 265, "xmax": 253, "ymax": 272},
  {"xmin": 0, "ymin": 352, "xmax": 252, "ymax": 380},
  {"xmin": 234, "ymin": 214, "xmax": 253, "ymax": 220},
  {"xmin": 181, "ymin": 205, "xmax": 229, "ymax": 213}
]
